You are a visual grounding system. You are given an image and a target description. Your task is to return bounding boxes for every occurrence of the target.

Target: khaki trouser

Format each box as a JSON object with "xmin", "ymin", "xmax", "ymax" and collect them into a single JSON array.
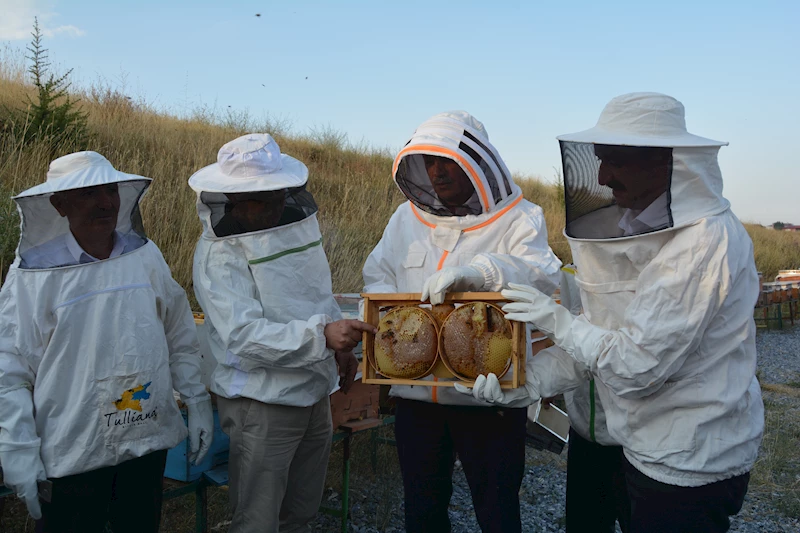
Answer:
[{"xmin": 217, "ymin": 396, "xmax": 332, "ymax": 533}]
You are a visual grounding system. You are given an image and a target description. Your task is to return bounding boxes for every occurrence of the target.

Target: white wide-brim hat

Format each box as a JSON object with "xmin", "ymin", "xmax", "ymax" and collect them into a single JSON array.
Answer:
[
  {"xmin": 188, "ymin": 133, "xmax": 309, "ymax": 194},
  {"xmin": 557, "ymin": 92, "xmax": 728, "ymax": 148},
  {"xmin": 14, "ymin": 151, "xmax": 151, "ymax": 199}
]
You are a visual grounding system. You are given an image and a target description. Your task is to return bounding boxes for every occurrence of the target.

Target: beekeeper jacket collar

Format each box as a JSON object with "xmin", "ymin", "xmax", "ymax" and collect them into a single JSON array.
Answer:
[
  {"xmin": 190, "ymin": 134, "xmax": 342, "ymax": 407},
  {"xmin": 14, "ymin": 151, "xmax": 149, "ymax": 269},
  {"xmin": 393, "ymin": 111, "xmax": 521, "ymax": 219},
  {"xmin": 553, "ymin": 93, "xmax": 763, "ymax": 486},
  {"xmin": 364, "ymin": 113, "xmax": 562, "ymax": 406}
]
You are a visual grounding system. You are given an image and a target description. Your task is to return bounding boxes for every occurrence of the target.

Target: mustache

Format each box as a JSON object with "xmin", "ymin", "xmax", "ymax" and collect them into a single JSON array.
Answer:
[
  {"xmin": 90, "ymin": 209, "xmax": 117, "ymax": 218},
  {"xmin": 605, "ymin": 180, "xmax": 626, "ymax": 191}
]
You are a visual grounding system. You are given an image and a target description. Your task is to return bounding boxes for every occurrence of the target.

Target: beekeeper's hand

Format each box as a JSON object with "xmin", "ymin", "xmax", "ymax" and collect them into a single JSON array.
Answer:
[
  {"xmin": 325, "ymin": 320, "xmax": 377, "ymax": 352},
  {"xmin": 501, "ymin": 283, "xmax": 576, "ymax": 353},
  {"xmin": 334, "ymin": 350, "xmax": 359, "ymax": 394},
  {"xmin": 188, "ymin": 398, "xmax": 214, "ymax": 465},
  {"xmin": 421, "ymin": 266, "xmax": 487, "ymax": 305},
  {"xmin": 0, "ymin": 446, "xmax": 47, "ymax": 519},
  {"xmin": 454, "ymin": 373, "xmax": 539, "ymax": 407}
]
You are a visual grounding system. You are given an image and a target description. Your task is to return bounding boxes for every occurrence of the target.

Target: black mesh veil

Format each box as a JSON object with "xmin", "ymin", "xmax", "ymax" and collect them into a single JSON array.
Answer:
[
  {"xmin": 561, "ymin": 141, "xmax": 674, "ymax": 239},
  {"xmin": 16, "ymin": 180, "xmax": 149, "ymax": 269},
  {"xmin": 201, "ymin": 185, "xmax": 318, "ymax": 238},
  {"xmin": 394, "ymin": 154, "xmax": 482, "ymax": 217}
]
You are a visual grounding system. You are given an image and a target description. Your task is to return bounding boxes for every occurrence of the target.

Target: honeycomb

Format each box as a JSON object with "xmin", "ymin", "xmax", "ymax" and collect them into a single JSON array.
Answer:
[
  {"xmin": 429, "ymin": 304, "xmax": 455, "ymax": 378},
  {"xmin": 439, "ymin": 302, "xmax": 513, "ymax": 380},
  {"xmin": 373, "ymin": 306, "xmax": 438, "ymax": 379},
  {"xmin": 429, "ymin": 303, "xmax": 455, "ymax": 327}
]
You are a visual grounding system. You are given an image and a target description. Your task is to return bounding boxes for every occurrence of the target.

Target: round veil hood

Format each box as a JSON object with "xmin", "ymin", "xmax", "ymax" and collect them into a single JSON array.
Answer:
[
  {"xmin": 557, "ymin": 93, "xmax": 731, "ymax": 241},
  {"xmin": 13, "ymin": 151, "xmax": 150, "ymax": 268},
  {"xmin": 392, "ymin": 111, "xmax": 520, "ymax": 217},
  {"xmin": 189, "ymin": 134, "xmax": 317, "ymax": 239}
]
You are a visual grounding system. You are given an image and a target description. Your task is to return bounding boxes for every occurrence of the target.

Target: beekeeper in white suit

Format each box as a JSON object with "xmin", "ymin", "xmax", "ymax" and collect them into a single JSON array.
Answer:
[
  {"xmin": 0, "ymin": 151, "xmax": 213, "ymax": 533},
  {"xmin": 362, "ymin": 111, "xmax": 561, "ymax": 533},
  {"xmin": 491, "ymin": 92, "xmax": 764, "ymax": 533},
  {"xmin": 191, "ymin": 133, "xmax": 373, "ymax": 533}
]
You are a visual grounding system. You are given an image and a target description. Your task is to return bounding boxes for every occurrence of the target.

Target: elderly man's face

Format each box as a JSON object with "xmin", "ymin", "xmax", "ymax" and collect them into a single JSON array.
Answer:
[
  {"xmin": 227, "ymin": 190, "xmax": 286, "ymax": 232},
  {"xmin": 423, "ymin": 155, "xmax": 475, "ymax": 207},
  {"xmin": 50, "ymin": 183, "xmax": 120, "ymax": 241},
  {"xmin": 595, "ymin": 145, "xmax": 672, "ymax": 210}
]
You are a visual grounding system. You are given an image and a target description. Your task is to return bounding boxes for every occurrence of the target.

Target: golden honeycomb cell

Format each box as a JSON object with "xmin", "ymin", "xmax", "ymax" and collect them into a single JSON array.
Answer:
[
  {"xmin": 439, "ymin": 302, "xmax": 513, "ymax": 380},
  {"xmin": 429, "ymin": 303, "xmax": 455, "ymax": 327},
  {"xmin": 372, "ymin": 306, "xmax": 438, "ymax": 379}
]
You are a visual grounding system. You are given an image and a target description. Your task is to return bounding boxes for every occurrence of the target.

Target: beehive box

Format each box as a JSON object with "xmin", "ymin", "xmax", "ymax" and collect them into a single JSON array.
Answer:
[
  {"xmin": 330, "ymin": 378, "xmax": 380, "ymax": 428},
  {"xmin": 360, "ymin": 292, "xmax": 528, "ymax": 389},
  {"xmin": 164, "ymin": 405, "xmax": 230, "ymax": 482}
]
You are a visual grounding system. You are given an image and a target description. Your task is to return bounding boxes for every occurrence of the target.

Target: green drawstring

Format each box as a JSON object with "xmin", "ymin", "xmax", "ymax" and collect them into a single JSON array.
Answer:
[
  {"xmin": 248, "ymin": 238, "xmax": 323, "ymax": 265},
  {"xmin": 589, "ymin": 379, "xmax": 596, "ymax": 443}
]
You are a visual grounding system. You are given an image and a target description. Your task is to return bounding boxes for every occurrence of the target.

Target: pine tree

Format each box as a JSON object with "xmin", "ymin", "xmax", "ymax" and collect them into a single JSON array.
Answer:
[{"xmin": 13, "ymin": 18, "xmax": 89, "ymax": 148}]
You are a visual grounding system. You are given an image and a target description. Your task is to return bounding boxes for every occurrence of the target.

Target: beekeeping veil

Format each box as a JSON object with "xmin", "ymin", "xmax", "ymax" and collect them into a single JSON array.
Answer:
[
  {"xmin": 558, "ymin": 92, "xmax": 729, "ymax": 240},
  {"xmin": 392, "ymin": 111, "xmax": 517, "ymax": 217},
  {"xmin": 13, "ymin": 151, "xmax": 149, "ymax": 269},
  {"xmin": 189, "ymin": 133, "xmax": 317, "ymax": 237}
]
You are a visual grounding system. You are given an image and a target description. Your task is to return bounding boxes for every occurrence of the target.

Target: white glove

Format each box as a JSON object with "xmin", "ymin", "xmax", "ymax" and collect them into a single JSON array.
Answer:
[
  {"xmin": 503, "ymin": 283, "xmax": 607, "ymax": 371},
  {"xmin": 454, "ymin": 373, "xmax": 539, "ymax": 407},
  {"xmin": 501, "ymin": 283, "xmax": 577, "ymax": 352},
  {"xmin": 187, "ymin": 399, "xmax": 214, "ymax": 464},
  {"xmin": 421, "ymin": 266, "xmax": 487, "ymax": 305},
  {"xmin": 0, "ymin": 446, "xmax": 47, "ymax": 519}
]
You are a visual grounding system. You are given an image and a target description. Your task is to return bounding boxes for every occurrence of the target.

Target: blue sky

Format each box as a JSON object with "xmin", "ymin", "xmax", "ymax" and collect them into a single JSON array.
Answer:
[{"xmin": 2, "ymin": 0, "xmax": 798, "ymax": 225}]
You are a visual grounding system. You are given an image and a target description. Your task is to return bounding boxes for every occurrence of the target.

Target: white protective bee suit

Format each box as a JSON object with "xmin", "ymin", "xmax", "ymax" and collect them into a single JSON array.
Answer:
[
  {"xmin": 364, "ymin": 111, "xmax": 562, "ymax": 533},
  {"xmin": 191, "ymin": 137, "xmax": 342, "ymax": 407},
  {"xmin": 191, "ymin": 133, "xmax": 348, "ymax": 533},
  {"xmin": 503, "ymin": 93, "xmax": 765, "ymax": 490},
  {"xmin": 0, "ymin": 152, "xmax": 212, "ymax": 520},
  {"xmin": 363, "ymin": 110, "xmax": 562, "ymax": 407}
]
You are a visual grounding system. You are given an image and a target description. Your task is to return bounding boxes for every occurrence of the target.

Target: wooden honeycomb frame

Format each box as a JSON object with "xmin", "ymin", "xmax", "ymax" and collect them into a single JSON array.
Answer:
[{"xmin": 360, "ymin": 292, "xmax": 527, "ymax": 389}]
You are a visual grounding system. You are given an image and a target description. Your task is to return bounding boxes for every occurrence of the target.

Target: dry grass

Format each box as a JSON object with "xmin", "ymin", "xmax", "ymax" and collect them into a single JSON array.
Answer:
[
  {"xmin": 744, "ymin": 223, "xmax": 800, "ymax": 281},
  {"xmin": 749, "ymin": 388, "xmax": 800, "ymax": 518}
]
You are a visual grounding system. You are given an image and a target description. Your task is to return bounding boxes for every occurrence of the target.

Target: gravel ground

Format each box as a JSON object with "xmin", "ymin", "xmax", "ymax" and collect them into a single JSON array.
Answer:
[
  {"xmin": 756, "ymin": 327, "xmax": 800, "ymax": 386},
  {"xmin": 313, "ymin": 453, "xmax": 573, "ymax": 533},
  {"xmin": 313, "ymin": 325, "xmax": 800, "ymax": 533}
]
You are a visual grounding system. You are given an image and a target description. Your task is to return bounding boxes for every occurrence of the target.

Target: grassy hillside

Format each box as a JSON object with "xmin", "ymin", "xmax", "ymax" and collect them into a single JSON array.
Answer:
[{"xmin": 1, "ymin": 55, "xmax": 798, "ymax": 304}]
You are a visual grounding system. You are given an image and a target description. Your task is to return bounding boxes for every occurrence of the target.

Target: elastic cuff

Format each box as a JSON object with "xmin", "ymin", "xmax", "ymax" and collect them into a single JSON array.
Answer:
[
  {"xmin": 569, "ymin": 317, "xmax": 608, "ymax": 370},
  {"xmin": 181, "ymin": 392, "xmax": 211, "ymax": 407},
  {"xmin": 469, "ymin": 261, "xmax": 493, "ymax": 290}
]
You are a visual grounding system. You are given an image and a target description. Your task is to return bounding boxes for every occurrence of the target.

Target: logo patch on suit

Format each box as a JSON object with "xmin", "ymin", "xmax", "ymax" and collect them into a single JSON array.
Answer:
[{"xmin": 104, "ymin": 382, "xmax": 158, "ymax": 428}]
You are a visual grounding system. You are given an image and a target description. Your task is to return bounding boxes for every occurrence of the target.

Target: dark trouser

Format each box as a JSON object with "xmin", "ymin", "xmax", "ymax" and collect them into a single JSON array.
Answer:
[
  {"xmin": 566, "ymin": 428, "xmax": 630, "ymax": 533},
  {"xmin": 36, "ymin": 450, "xmax": 168, "ymax": 533},
  {"xmin": 623, "ymin": 456, "xmax": 750, "ymax": 533},
  {"xmin": 394, "ymin": 398, "xmax": 527, "ymax": 533}
]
